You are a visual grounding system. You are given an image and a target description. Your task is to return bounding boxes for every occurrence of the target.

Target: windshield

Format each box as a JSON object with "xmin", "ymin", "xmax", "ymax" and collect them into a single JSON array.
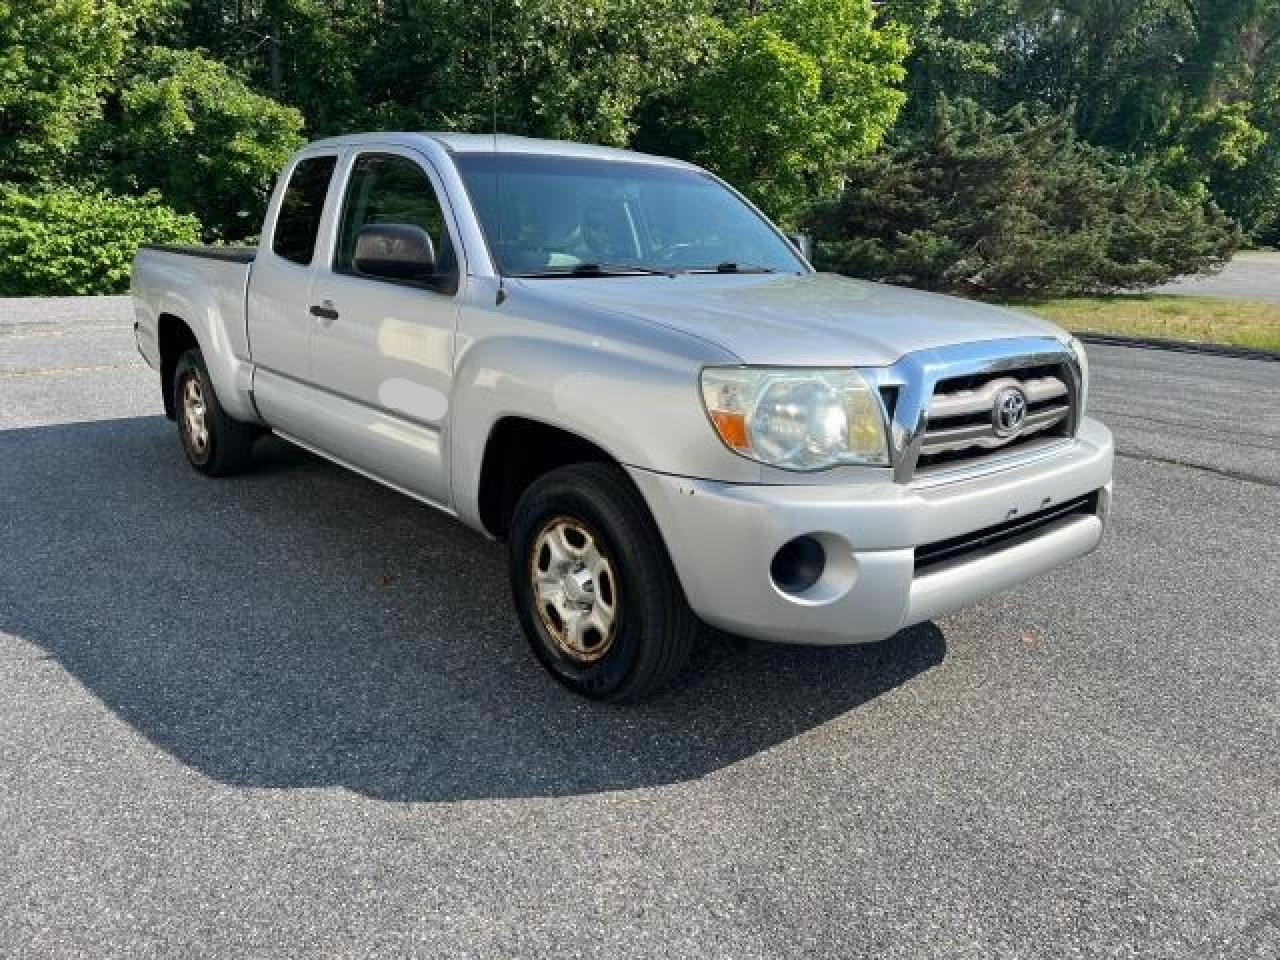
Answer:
[{"xmin": 454, "ymin": 153, "xmax": 806, "ymax": 277}]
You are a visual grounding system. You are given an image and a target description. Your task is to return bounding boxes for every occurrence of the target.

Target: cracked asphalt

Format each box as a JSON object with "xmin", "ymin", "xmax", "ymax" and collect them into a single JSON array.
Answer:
[{"xmin": 1, "ymin": 296, "xmax": 1277, "ymax": 958}]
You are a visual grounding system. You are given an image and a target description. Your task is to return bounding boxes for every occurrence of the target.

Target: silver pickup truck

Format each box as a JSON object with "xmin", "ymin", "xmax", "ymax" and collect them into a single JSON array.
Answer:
[{"xmin": 132, "ymin": 132, "xmax": 1113, "ymax": 701}]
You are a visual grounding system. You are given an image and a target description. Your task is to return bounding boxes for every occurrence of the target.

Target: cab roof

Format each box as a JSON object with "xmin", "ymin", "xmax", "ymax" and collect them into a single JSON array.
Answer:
[{"xmin": 301, "ymin": 132, "xmax": 698, "ymax": 169}]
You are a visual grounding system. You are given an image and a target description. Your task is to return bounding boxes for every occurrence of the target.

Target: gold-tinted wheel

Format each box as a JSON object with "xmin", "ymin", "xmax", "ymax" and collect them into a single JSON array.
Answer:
[
  {"xmin": 509, "ymin": 462, "xmax": 699, "ymax": 701},
  {"xmin": 529, "ymin": 516, "xmax": 620, "ymax": 663},
  {"xmin": 180, "ymin": 374, "xmax": 210, "ymax": 461},
  {"xmin": 171, "ymin": 349, "xmax": 258, "ymax": 476}
]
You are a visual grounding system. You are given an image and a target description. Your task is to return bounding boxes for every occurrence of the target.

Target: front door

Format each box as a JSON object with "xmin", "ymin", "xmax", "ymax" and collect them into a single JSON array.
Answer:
[{"xmin": 306, "ymin": 148, "xmax": 463, "ymax": 508}]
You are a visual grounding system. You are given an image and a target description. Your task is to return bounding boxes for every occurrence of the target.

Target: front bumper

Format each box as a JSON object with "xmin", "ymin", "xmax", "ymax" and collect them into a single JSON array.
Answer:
[{"xmin": 628, "ymin": 418, "xmax": 1113, "ymax": 645}]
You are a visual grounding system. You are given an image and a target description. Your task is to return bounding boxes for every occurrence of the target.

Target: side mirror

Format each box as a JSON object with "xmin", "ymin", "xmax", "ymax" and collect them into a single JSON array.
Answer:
[
  {"xmin": 353, "ymin": 223, "xmax": 437, "ymax": 284},
  {"xmin": 785, "ymin": 231, "xmax": 813, "ymax": 262}
]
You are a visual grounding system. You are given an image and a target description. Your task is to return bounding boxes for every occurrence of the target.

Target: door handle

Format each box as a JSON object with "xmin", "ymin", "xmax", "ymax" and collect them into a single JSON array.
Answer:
[{"xmin": 309, "ymin": 302, "xmax": 339, "ymax": 324}]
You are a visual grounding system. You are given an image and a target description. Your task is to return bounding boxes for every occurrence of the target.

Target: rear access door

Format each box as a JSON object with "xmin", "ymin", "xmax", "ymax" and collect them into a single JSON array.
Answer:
[{"xmin": 248, "ymin": 149, "xmax": 342, "ymax": 435}]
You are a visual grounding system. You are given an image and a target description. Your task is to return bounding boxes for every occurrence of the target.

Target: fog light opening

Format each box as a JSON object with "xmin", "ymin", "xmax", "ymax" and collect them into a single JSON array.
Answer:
[{"xmin": 770, "ymin": 535, "xmax": 826, "ymax": 594}]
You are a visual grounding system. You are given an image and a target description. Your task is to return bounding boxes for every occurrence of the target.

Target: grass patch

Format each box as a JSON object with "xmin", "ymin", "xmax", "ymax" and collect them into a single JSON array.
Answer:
[{"xmin": 1014, "ymin": 295, "xmax": 1280, "ymax": 351}]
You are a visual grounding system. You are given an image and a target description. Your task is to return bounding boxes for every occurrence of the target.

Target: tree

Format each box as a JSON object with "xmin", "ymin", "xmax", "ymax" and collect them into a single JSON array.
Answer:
[
  {"xmin": 879, "ymin": 0, "xmax": 1008, "ymax": 129},
  {"xmin": 169, "ymin": 0, "xmax": 909, "ymax": 223},
  {"xmin": 639, "ymin": 0, "xmax": 908, "ymax": 221},
  {"xmin": 168, "ymin": 0, "xmax": 711, "ymax": 146},
  {"xmin": 0, "ymin": 0, "xmax": 136, "ymax": 182},
  {"xmin": 807, "ymin": 99, "xmax": 1240, "ymax": 297},
  {"xmin": 6, "ymin": 0, "xmax": 1271, "ymax": 295},
  {"xmin": 1, "ymin": 2, "xmax": 304, "ymax": 245},
  {"xmin": 880, "ymin": 0, "xmax": 1280, "ymax": 240},
  {"xmin": 93, "ymin": 47, "xmax": 304, "ymax": 240}
]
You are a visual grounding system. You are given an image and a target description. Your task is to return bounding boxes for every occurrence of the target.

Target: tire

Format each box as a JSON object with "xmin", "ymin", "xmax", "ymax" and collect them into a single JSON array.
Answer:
[
  {"xmin": 172, "ymin": 348, "xmax": 257, "ymax": 476},
  {"xmin": 508, "ymin": 462, "xmax": 699, "ymax": 702}
]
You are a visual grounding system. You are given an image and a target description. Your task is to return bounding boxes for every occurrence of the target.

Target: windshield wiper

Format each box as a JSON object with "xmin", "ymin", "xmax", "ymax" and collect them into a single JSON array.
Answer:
[
  {"xmin": 515, "ymin": 262, "xmax": 674, "ymax": 278},
  {"xmin": 686, "ymin": 262, "xmax": 779, "ymax": 274}
]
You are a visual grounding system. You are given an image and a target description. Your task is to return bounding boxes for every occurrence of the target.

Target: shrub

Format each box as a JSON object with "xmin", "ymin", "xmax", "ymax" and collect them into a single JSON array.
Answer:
[
  {"xmin": 0, "ymin": 185, "xmax": 199, "ymax": 295},
  {"xmin": 806, "ymin": 99, "xmax": 1242, "ymax": 298},
  {"xmin": 95, "ymin": 47, "xmax": 304, "ymax": 242}
]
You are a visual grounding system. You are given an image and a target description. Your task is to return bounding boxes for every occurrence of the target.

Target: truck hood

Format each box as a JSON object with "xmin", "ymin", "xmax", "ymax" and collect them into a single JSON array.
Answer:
[{"xmin": 510, "ymin": 271, "xmax": 1067, "ymax": 366}]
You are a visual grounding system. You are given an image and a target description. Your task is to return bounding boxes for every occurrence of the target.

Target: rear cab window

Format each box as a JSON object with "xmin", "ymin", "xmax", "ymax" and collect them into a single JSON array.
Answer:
[{"xmin": 272, "ymin": 155, "xmax": 338, "ymax": 265}]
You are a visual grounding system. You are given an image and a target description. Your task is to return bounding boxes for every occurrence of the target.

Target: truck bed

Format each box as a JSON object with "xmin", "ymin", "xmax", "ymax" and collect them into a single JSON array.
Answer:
[
  {"xmin": 140, "ymin": 244, "xmax": 258, "ymax": 264},
  {"xmin": 132, "ymin": 245, "xmax": 257, "ymax": 422}
]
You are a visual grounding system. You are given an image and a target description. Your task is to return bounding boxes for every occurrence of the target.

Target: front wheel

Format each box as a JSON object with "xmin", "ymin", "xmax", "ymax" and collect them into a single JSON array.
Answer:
[{"xmin": 508, "ymin": 462, "xmax": 699, "ymax": 702}]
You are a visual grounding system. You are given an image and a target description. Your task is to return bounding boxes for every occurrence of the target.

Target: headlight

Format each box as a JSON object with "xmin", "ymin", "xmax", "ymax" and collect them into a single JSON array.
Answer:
[
  {"xmin": 700, "ymin": 367, "xmax": 889, "ymax": 470},
  {"xmin": 1066, "ymin": 336, "xmax": 1089, "ymax": 416}
]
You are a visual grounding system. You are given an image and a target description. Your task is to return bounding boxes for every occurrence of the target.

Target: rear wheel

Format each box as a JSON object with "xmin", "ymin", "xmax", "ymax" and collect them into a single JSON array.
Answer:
[
  {"xmin": 172, "ymin": 349, "xmax": 257, "ymax": 476},
  {"xmin": 509, "ymin": 462, "xmax": 699, "ymax": 702}
]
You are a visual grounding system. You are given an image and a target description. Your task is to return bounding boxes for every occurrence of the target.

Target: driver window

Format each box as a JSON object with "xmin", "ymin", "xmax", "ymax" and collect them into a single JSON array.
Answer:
[{"xmin": 335, "ymin": 153, "xmax": 457, "ymax": 293}]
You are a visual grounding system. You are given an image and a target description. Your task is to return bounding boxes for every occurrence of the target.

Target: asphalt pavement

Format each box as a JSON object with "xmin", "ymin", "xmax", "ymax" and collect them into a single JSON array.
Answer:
[
  {"xmin": 1, "ymin": 297, "xmax": 1277, "ymax": 958},
  {"xmin": 1148, "ymin": 250, "xmax": 1280, "ymax": 301}
]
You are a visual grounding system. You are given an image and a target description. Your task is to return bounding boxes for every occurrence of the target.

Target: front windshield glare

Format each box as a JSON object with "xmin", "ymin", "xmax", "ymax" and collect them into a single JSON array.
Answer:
[{"xmin": 455, "ymin": 153, "xmax": 806, "ymax": 277}]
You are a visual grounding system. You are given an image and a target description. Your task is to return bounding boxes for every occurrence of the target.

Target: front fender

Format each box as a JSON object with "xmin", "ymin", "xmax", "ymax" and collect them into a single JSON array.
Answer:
[{"xmin": 449, "ymin": 330, "xmax": 764, "ymax": 530}]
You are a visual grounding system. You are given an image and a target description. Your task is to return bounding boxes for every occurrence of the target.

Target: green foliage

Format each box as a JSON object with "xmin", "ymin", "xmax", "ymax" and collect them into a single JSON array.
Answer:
[
  {"xmin": 172, "ymin": 0, "xmax": 907, "ymax": 224},
  {"xmin": 0, "ymin": 185, "xmax": 199, "ymax": 295},
  {"xmin": 1, "ymin": 1, "xmax": 300, "ymax": 255},
  {"xmin": 172, "ymin": 0, "xmax": 712, "ymax": 147},
  {"xmin": 5, "ymin": 0, "xmax": 1279, "ymax": 295},
  {"xmin": 881, "ymin": 0, "xmax": 1005, "ymax": 121},
  {"xmin": 95, "ymin": 47, "xmax": 304, "ymax": 240},
  {"xmin": 881, "ymin": 0, "xmax": 1280, "ymax": 242},
  {"xmin": 484, "ymin": 0, "xmax": 712, "ymax": 146},
  {"xmin": 0, "ymin": 0, "xmax": 132, "ymax": 182},
  {"xmin": 807, "ymin": 100, "xmax": 1241, "ymax": 298},
  {"xmin": 646, "ymin": 0, "xmax": 908, "ymax": 221}
]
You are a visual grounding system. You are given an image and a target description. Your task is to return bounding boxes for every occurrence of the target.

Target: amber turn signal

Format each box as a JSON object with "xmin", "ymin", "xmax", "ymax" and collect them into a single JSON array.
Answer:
[{"xmin": 709, "ymin": 409, "xmax": 750, "ymax": 450}]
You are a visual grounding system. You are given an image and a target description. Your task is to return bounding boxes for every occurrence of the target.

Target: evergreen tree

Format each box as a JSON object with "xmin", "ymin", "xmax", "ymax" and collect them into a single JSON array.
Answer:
[{"xmin": 808, "ymin": 100, "xmax": 1240, "ymax": 297}]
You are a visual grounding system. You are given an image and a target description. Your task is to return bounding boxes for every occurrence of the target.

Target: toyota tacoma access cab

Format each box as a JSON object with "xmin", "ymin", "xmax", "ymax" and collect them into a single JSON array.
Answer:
[{"xmin": 132, "ymin": 133, "xmax": 1114, "ymax": 701}]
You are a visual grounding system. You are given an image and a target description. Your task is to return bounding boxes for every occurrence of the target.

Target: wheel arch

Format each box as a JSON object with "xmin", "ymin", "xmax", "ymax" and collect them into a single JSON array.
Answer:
[
  {"xmin": 157, "ymin": 313, "xmax": 201, "ymax": 419},
  {"xmin": 476, "ymin": 415, "xmax": 619, "ymax": 539}
]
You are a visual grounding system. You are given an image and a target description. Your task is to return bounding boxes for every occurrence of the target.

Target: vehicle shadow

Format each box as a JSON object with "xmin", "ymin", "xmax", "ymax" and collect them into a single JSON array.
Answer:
[{"xmin": 0, "ymin": 416, "xmax": 946, "ymax": 802}]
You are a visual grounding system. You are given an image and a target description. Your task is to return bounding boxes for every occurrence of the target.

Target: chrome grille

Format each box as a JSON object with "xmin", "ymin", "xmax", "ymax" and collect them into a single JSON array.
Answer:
[
  {"xmin": 915, "ymin": 365, "xmax": 1072, "ymax": 474},
  {"xmin": 858, "ymin": 337, "xmax": 1083, "ymax": 484}
]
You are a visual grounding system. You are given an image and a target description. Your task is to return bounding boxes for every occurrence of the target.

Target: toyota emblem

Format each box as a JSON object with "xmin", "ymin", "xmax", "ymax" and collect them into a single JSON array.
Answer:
[{"xmin": 992, "ymin": 385, "xmax": 1028, "ymax": 436}]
